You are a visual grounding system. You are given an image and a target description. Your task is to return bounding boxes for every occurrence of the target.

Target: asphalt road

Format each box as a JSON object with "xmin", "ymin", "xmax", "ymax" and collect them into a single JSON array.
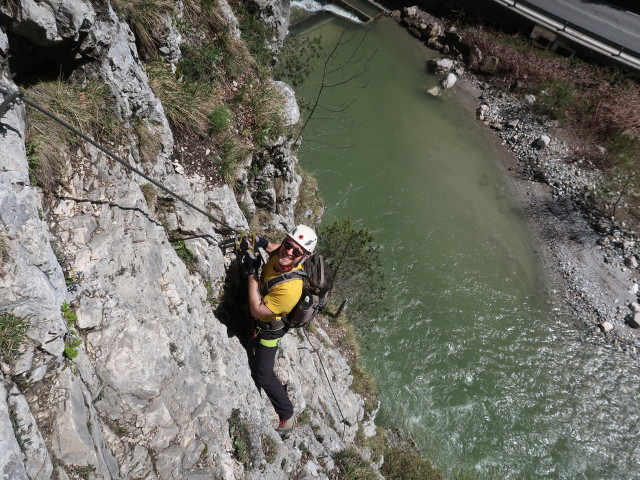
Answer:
[{"xmin": 521, "ymin": 0, "xmax": 640, "ymax": 55}]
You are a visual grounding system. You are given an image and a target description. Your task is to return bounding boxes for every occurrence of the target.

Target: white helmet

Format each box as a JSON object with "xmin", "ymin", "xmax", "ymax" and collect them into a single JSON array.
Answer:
[{"xmin": 286, "ymin": 224, "xmax": 318, "ymax": 254}]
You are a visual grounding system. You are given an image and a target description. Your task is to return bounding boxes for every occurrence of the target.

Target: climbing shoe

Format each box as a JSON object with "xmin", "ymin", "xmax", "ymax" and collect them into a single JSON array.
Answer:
[{"xmin": 276, "ymin": 416, "xmax": 294, "ymax": 437}]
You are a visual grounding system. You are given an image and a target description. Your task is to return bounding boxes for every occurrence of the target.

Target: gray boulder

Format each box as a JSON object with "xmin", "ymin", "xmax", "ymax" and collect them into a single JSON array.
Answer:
[{"xmin": 441, "ymin": 72, "xmax": 457, "ymax": 89}]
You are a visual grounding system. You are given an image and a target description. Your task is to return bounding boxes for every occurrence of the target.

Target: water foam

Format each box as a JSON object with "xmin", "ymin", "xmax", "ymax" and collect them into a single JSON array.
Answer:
[{"xmin": 291, "ymin": 0, "xmax": 364, "ymax": 23}]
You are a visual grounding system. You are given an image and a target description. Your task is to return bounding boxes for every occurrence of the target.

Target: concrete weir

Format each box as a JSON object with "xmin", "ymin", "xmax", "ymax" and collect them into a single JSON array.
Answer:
[
  {"xmin": 332, "ymin": 0, "xmax": 387, "ymax": 22},
  {"xmin": 291, "ymin": 0, "xmax": 387, "ymax": 26}
]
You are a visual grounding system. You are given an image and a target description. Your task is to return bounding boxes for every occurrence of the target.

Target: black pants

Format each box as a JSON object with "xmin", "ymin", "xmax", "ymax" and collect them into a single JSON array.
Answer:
[{"xmin": 252, "ymin": 328, "xmax": 294, "ymax": 421}]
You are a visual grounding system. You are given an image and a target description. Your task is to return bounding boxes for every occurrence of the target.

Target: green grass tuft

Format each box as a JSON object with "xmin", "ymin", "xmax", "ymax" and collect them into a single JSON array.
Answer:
[{"xmin": 0, "ymin": 313, "xmax": 29, "ymax": 365}]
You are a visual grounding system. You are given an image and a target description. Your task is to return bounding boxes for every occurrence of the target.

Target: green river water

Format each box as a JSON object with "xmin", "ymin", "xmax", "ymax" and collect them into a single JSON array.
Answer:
[{"xmin": 292, "ymin": 9, "xmax": 640, "ymax": 479}]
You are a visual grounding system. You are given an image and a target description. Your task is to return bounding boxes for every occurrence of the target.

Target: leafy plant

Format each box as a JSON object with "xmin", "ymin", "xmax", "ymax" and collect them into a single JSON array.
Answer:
[
  {"xmin": 229, "ymin": 409, "xmax": 253, "ymax": 468},
  {"xmin": 61, "ymin": 302, "xmax": 82, "ymax": 360},
  {"xmin": 0, "ymin": 313, "xmax": 29, "ymax": 364},
  {"xmin": 65, "ymin": 269, "xmax": 83, "ymax": 293},
  {"xmin": 171, "ymin": 237, "xmax": 196, "ymax": 273},
  {"xmin": 178, "ymin": 42, "xmax": 223, "ymax": 82}
]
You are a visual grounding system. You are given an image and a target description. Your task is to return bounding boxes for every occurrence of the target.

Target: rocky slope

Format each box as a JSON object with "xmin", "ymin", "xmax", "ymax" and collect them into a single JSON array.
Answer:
[{"xmin": 0, "ymin": 1, "xmax": 377, "ymax": 479}]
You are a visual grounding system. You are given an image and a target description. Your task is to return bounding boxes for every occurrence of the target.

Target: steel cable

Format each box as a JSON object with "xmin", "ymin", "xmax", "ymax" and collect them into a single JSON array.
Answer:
[{"xmin": 0, "ymin": 87, "xmax": 242, "ymax": 236}]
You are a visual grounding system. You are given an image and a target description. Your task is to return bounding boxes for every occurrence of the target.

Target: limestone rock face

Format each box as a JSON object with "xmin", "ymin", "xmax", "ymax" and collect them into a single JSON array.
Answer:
[
  {"xmin": 0, "ymin": 0, "xmax": 95, "ymax": 45},
  {"xmin": 0, "ymin": 1, "xmax": 375, "ymax": 478},
  {"xmin": 251, "ymin": 0, "xmax": 291, "ymax": 50}
]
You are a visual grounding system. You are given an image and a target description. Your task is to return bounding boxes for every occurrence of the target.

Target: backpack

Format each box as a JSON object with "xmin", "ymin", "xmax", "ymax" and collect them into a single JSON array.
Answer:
[{"xmin": 263, "ymin": 254, "xmax": 331, "ymax": 328}]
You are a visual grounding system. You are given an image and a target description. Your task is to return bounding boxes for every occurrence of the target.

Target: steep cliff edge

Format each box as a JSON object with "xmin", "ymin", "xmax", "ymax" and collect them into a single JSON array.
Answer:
[{"xmin": 0, "ymin": 1, "xmax": 375, "ymax": 479}]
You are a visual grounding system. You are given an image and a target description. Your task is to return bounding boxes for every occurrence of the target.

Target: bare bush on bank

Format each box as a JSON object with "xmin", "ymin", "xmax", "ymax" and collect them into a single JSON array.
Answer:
[
  {"xmin": 464, "ymin": 26, "xmax": 640, "ymax": 144},
  {"xmin": 456, "ymin": 21, "xmax": 640, "ymax": 227}
]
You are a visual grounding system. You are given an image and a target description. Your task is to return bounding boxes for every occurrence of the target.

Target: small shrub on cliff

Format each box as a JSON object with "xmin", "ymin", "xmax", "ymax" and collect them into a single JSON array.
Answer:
[
  {"xmin": 333, "ymin": 448, "xmax": 378, "ymax": 479},
  {"xmin": 380, "ymin": 445, "xmax": 444, "ymax": 480},
  {"xmin": 0, "ymin": 313, "xmax": 29, "ymax": 365},
  {"xmin": 62, "ymin": 302, "xmax": 82, "ymax": 360},
  {"xmin": 178, "ymin": 42, "xmax": 223, "ymax": 82},
  {"xmin": 229, "ymin": 409, "xmax": 253, "ymax": 468},
  {"xmin": 227, "ymin": 0, "xmax": 277, "ymax": 68},
  {"xmin": 316, "ymin": 219, "xmax": 384, "ymax": 327},
  {"xmin": 358, "ymin": 428, "xmax": 444, "ymax": 480}
]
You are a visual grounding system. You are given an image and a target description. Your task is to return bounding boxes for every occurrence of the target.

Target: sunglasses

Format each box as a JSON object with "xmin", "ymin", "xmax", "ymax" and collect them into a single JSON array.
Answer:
[{"xmin": 282, "ymin": 240, "xmax": 305, "ymax": 257}]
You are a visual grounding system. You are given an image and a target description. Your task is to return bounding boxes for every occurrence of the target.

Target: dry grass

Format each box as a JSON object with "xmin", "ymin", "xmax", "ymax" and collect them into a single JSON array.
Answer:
[
  {"xmin": 135, "ymin": 119, "xmax": 164, "ymax": 163},
  {"xmin": 0, "ymin": 229, "xmax": 8, "ymax": 267},
  {"xmin": 25, "ymin": 79, "xmax": 124, "ymax": 193},
  {"xmin": 146, "ymin": 61, "xmax": 222, "ymax": 134},
  {"xmin": 110, "ymin": 0, "xmax": 175, "ymax": 58}
]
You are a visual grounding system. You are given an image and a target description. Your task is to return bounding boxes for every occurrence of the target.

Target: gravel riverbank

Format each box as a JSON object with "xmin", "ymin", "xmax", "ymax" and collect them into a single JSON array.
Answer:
[{"xmin": 392, "ymin": 6, "xmax": 640, "ymax": 359}]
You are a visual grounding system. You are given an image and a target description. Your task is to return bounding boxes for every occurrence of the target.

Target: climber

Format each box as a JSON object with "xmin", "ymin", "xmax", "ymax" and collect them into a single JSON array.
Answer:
[{"xmin": 242, "ymin": 225, "xmax": 318, "ymax": 437}]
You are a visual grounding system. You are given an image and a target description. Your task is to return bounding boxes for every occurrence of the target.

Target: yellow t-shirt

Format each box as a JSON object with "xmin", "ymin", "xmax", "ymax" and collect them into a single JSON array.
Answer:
[{"xmin": 258, "ymin": 254, "xmax": 303, "ymax": 322}]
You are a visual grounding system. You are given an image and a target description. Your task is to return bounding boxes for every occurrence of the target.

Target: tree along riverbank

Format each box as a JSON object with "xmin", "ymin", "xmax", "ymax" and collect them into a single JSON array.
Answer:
[{"xmin": 389, "ymin": 5, "xmax": 640, "ymax": 359}]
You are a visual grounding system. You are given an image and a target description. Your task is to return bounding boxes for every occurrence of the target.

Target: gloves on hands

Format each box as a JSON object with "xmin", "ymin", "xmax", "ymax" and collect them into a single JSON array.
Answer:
[{"xmin": 243, "ymin": 250, "xmax": 262, "ymax": 276}]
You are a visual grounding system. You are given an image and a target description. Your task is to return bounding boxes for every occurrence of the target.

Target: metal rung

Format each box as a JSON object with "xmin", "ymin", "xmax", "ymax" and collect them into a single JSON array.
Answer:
[{"xmin": 0, "ymin": 90, "xmax": 20, "ymax": 119}]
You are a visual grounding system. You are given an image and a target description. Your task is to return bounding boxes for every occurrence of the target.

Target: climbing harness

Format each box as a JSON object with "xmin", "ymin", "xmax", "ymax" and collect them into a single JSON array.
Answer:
[
  {"xmin": 261, "ymin": 254, "xmax": 330, "ymax": 329},
  {"xmin": 0, "ymin": 86, "xmax": 243, "ymax": 240}
]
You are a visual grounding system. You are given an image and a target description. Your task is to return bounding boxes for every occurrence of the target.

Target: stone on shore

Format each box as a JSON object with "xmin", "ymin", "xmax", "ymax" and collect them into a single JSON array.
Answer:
[
  {"xmin": 533, "ymin": 135, "xmax": 551, "ymax": 149},
  {"xmin": 628, "ymin": 313, "xmax": 640, "ymax": 329},
  {"xmin": 599, "ymin": 321, "xmax": 614, "ymax": 332},
  {"xmin": 428, "ymin": 57, "xmax": 454, "ymax": 74},
  {"xmin": 425, "ymin": 86, "xmax": 441, "ymax": 97},
  {"xmin": 441, "ymin": 72, "xmax": 457, "ymax": 89},
  {"xmin": 624, "ymin": 255, "xmax": 638, "ymax": 268},
  {"xmin": 476, "ymin": 104, "xmax": 489, "ymax": 120}
]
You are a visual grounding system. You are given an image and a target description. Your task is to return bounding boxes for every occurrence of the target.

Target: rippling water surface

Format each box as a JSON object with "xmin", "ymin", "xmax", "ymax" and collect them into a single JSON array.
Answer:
[{"xmin": 294, "ymin": 12, "xmax": 640, "ymax": 479}]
